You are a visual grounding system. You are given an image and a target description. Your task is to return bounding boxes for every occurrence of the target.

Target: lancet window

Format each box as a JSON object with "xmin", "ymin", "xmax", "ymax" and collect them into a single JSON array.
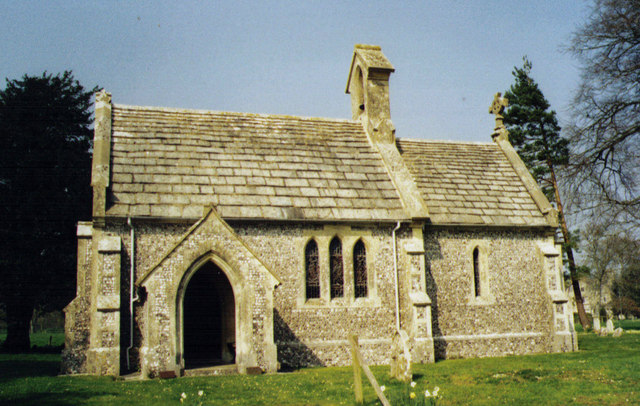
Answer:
[
  {"xmin": 329, "ymin": 237, "xmax": 344, "ymax": 298},
  {"xmin": 305, "ymin": 239, "xmax": 320, "ymax": 299},
  {"xmin": 353, "ymin": 239, "xmax": 368, "ymax": 298},
  {"xmin": 473, "ymin": 246, "xmax": 481, "ymax": 297}
]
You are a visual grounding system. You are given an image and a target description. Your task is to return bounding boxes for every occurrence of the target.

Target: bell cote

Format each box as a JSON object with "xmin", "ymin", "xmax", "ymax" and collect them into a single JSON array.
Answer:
[{"xmin": 346, "ymin": 44, "xmax": 395, "ymax": 144}]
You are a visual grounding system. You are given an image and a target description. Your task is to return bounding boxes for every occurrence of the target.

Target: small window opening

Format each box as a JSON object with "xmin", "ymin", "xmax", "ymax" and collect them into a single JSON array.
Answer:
[
  {"xmin": 329, "ymin": 237, "xmax": 344, "ymax": 298},
  {"xmin": 354, "ymin": 240, "xmax": 368, "ymax": 298},
  {"xmin": 473, "ymin": 247, "xmax": 481, "ymax": 297},
  {"xmin": 305, "ymin": 240, "xmax": 320, "ymax": 299}
]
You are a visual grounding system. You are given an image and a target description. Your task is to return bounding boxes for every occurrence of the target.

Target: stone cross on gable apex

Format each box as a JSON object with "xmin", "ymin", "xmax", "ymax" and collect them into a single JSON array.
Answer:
[
  {"xmin": 489, "ymin": 92, "xmax": 508, "ymax": 128},
  {"xmin": 96, "ymin": 89, "xmax": 112, "ymax": 105},
  {"xmin": 489, "ymin": 92, "xmax": 509, "ymax": 141}
]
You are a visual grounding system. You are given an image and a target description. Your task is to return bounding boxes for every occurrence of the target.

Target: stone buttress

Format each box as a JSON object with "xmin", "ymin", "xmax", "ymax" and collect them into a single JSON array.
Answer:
[{"xmin": 63, "ymin": 222, "xmax": 122, "ymax": 375}]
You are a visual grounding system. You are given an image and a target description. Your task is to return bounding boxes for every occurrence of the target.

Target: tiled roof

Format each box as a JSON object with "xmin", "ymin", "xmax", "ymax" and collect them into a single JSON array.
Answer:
[
  {"xmin": 397, "ymin": 139, "xmax": 548, "ymax": 226},
  {"xmin": 107, "ymin": 105, "xmax": 407, "ymax": 221}
]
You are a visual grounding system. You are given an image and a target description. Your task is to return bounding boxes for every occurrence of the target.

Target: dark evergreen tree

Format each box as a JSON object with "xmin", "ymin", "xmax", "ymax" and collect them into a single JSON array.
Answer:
[
  {"xmin": 503, "ymin": 58, "xmax": 568, "ymax": 200},
  {"xmin": 0, "ymin": 71, "xmax": 96, "ymax": 351},
  {"xmin": 503, "ymin": 59, "xmax": 590, "ymax": 329}
]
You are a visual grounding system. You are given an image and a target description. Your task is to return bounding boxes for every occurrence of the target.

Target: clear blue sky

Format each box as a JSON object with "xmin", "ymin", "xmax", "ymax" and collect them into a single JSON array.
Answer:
[{"xmin": 1, "ymin": 1, "xmax": 590, "ymax": 142}]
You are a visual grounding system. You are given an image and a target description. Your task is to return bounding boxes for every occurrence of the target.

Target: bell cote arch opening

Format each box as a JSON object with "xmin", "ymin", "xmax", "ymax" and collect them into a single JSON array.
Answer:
[{"xmin": 350, "ymin": 65, "xmax": 366, "ymax": 120}]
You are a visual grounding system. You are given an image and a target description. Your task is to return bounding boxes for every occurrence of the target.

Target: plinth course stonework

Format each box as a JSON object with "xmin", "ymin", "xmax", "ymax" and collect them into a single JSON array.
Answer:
[{"xmin": 63, "ymin": 45, "xmax": 576, "ymax": 377}]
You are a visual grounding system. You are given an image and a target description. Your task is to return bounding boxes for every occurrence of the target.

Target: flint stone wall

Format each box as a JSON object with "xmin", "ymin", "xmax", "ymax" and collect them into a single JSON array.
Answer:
[
  {"xmin": 64, "ymin": 219, "xmax": 564, "ymax": 374},
  {"xmin": 235, "ymin": 222, "xmax": 402, "ymax": 368},
  {"xmin": 82, "ymin": 221, "xmax": 408, "ymax": 370},
  {"xmin": 425, "ymin": 227, "xmax": 556, "ymax": 359}
]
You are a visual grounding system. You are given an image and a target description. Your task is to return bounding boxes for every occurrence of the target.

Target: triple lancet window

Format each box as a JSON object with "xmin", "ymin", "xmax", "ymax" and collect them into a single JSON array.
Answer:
[{"xmin": 304, "ymin": 237, "xmax": 368, "ymax": 301}]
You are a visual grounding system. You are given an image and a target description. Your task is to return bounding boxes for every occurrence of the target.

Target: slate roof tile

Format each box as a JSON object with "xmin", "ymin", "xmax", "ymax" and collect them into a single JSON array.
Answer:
[
  {"xmin": 397, "ymin": 139, "xmax": 548, "ymax": 226},
  {"xmin": 107, "ymin": 105, "xmax": 406, "ymax": 221},
  {"xmin": 106, "ymin": 104, "xmax": 550, "ymax": 226}
]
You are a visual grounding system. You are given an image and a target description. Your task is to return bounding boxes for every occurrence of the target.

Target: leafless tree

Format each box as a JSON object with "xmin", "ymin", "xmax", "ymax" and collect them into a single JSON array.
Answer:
[
  {"xmin": 567, "ymin": 0, "xmax": 640, "ymax": 221},
  {"xmin": 580, "ymin": 216, "xmax": 640, "ymax": 320},
  {"xmin": 581, "ymin": 222, "xmax": 620, "ymax": 316}
]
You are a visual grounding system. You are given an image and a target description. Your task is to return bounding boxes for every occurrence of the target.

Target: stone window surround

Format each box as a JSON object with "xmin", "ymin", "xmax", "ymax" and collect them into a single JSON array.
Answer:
[
  {"xmin": 467, "ymin": 240, "xmax": 494, "ymax": 305},
  {"xmin": 297, "ymin": 226, "xmax": 380, "ymax": 309}
]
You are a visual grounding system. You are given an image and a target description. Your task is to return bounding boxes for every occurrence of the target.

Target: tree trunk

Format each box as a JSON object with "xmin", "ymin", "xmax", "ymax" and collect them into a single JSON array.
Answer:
[
  {"xmin": 549, "ymin": 164, "xmax": 591, "ymax": 330},
  {"xmin": 2, "ymin": 299, "xmax": 33, "ymax": 352},
  {"xmin": 565, "ymin": 238, "xmax": 591, "ymax": 329}
]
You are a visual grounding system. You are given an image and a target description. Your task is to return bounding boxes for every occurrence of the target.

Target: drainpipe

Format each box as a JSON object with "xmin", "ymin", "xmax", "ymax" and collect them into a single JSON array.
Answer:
[
  {"xmin": 126, "ymin": 217, "xmax": 140, "ymax": 370},
  {"xmin": 392, "ymin": 221, "xmax": 402, "ymax": 332}
]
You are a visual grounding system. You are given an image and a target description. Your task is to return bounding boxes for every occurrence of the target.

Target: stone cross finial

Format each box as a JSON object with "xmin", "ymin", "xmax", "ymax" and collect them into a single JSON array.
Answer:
[
  {"xmin": 96, "ymin": 89, "xmax": 112, "ymax": 104},
  {"xmin": 489, "ymin": 92, "xmax": 509, "ymax": 141},
  {"xmin": 489, "ymin": 92, "xmax": 508, "ymax": 129}
]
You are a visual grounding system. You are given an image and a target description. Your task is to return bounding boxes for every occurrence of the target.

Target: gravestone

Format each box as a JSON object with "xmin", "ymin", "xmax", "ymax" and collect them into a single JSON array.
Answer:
[
  {"xmin": 389, "ymin": 330, "xmax": 412, "ymax": 382},
  {"xmin": 605, "ymin": 308, "xmax": 614, "ymax": 333},
  {"xmin": 592, "ymin": 312, "xmax": 601, "ymax": 332},
  {"xmin": 605, "ymin": 319, "xmax": 614, "ymax": 333}
]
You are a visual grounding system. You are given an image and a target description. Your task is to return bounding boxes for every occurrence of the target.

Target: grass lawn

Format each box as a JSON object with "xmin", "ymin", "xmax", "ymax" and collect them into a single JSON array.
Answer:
[{"xmin": 0, "ymin": 331, "xmax": 639, "ymax": 405}]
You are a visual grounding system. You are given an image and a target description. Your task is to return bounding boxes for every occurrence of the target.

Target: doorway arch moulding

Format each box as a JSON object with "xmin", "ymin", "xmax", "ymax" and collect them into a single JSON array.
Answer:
[{"xmin": 136, "ymin": 207, "xmax": 280, "ymax": 377}]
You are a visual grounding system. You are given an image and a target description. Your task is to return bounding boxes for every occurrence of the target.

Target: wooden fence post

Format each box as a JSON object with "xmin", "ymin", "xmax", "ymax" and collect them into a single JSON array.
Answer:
[
  {"xmin": 348, "ymin": 334, "xmax": 391, "ymax": 406},
  {"xmin": 349, "ymin": 334, "xmax": 364, "ymax": 404}
]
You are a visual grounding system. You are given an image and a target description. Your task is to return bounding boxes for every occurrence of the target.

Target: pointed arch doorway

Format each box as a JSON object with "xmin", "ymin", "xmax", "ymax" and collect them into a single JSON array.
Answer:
[{"xmin": 181, "ymin": 260, "xmax": 236, "ymax": 369}]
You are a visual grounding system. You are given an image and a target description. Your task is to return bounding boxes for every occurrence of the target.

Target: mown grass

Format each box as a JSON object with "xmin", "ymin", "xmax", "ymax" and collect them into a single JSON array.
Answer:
[
  {"xmin": 616, "ymin": 319, "xmax": 640, "ymax": 330},
  {"xmin": 1, "ymin": 331, "xmax": 639, "ymax": 405}
]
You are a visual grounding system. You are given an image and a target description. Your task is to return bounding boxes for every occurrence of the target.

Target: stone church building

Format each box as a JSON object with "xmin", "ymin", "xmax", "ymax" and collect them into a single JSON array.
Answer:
[{"xmin": 63, "ymin": 45, "xmax": 576, "ymax": 377}]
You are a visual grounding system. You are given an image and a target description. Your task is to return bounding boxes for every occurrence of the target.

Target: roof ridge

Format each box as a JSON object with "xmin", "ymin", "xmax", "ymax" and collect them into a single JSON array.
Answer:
[
  {"xmin": 113, "ymin": 103, "xmax": 359, "ymax": 124},
  {"xmin": 397, "ymin": 137, "xmax": 493, "ymax": 146}
]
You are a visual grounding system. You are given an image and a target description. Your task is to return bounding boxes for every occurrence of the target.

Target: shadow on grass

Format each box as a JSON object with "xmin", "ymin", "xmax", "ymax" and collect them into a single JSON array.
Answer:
[
  {"xmin": 0, "ymin": 356, "xmax": 60, "ymax": 382},
  {"xmin": 0, "ymin": 337, "xmax": 63, "ymax": 382}
]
